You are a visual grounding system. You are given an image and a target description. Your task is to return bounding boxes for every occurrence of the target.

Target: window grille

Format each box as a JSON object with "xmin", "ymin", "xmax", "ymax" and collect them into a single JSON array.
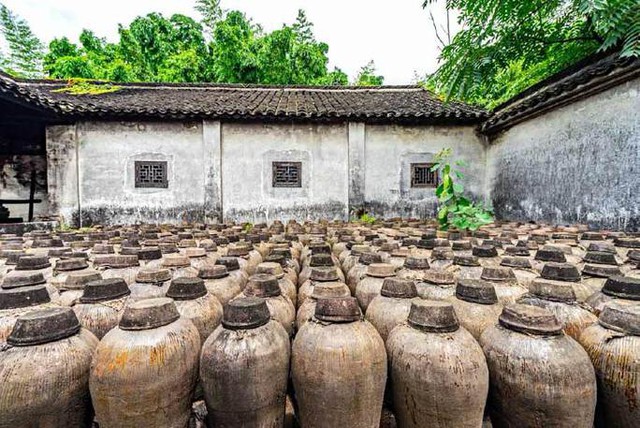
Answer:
[
  {"xmin": 411, "ymin": 163, "xmax": 438, "ymax": 188},
  {"xmin": 272, "ymin": 162, "xmax": 302, "ymax": 188},
  {"xmin": 135, "ymin": 161, "xmax": 168, "ymax": 188}
]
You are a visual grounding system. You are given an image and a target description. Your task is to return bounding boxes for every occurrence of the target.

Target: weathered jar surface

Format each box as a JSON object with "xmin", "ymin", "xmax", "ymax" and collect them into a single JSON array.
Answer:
[
  {"xmin": 447, "ymin": 279, "xmax": 503, "ymax": 341},
  {"xmin": 166, "ymin": 277, "xmax": 223, "ymax": 341},
  {"xmin": 73, "ymin": 278, "xmax": 130, "ymax": 339},
  {"xmin": 365, "ymin": 278, "xmax": 419, "ymax": 343}
]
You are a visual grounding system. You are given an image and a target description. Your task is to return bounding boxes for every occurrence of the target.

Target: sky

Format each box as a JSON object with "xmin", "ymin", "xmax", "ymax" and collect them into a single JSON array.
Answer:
[{"xmin": 2, "ymin": 0, "xmax": 459, "ymax": 84}]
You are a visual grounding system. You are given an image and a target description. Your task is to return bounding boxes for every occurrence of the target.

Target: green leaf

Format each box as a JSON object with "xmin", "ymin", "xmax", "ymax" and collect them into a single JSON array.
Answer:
[{"xmin": 453, "ymin": 183, "xmax": 464, "ymax": 194}]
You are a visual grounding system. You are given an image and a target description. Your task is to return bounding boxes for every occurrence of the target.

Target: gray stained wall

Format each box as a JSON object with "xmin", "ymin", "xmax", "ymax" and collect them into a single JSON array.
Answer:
[
  {"xmin": 46, "ymin": 120, "xmax": 485, "ymax": 226},
  {"xmin": 486, "ymin": 76, "xmax": 640, "ymax": 230}
]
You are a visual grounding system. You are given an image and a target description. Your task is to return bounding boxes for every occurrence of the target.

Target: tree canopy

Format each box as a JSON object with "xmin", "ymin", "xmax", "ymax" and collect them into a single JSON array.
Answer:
[
  {"xmin": 0, "ymin": 2, "xmax": 370, "ymax": 86},
  {"xmin": 424, "ymin": 0, "xmax": 640, "ymax": 108}
]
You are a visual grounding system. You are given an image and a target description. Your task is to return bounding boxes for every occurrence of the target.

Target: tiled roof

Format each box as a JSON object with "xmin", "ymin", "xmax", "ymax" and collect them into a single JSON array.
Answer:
[
  {"xmin": 482, "ymin": 51, "xmax": 640, "ymax": 134},
  {"xmin": 0, "ymin": 74, "xmax": 487, "ymax": 125}
]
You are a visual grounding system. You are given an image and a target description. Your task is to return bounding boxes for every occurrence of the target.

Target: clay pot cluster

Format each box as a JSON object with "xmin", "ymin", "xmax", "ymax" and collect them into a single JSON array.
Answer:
[{"xmin": 0, "ymin": 219, "xmax": 638, "ymax": 428}]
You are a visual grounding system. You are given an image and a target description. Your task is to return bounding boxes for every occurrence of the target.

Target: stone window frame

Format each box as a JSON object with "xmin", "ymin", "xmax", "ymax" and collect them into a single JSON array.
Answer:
[
  {"xmin": 272, "ymin": 161, "xmax": 302, "ymax": 188},
  {"xmin": 134, "ymin": 160, "xmax": 169, "ymax": 189},
  {"xmin": 410, "ymin": 162, "xmax": 439, "ymax": 188}
]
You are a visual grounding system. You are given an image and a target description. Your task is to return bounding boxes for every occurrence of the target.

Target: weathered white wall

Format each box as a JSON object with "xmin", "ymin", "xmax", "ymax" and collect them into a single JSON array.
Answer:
[
  {"xmin": 363, "ymin": 124, "xmax": 487, "ymax": 218},
  {"xmin": 487, "ymin": 77, "xmax": 640, "ymax": 230},
  {"xmin": 221, "ymin": 122, "xmax": 349, "ymax": 223}
]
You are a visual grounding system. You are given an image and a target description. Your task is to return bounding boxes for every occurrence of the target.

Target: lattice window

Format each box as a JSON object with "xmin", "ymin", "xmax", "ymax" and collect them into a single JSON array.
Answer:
[
  {"xmin": 272, "ymin": 162, "xmax": 302, "ymax": 188},
  {"xmin": 135, "ymin": 161, "xmax": 168, "ymax": 188},
  {"xmin": 411, "ymin": 163, "xmax": 438, "ymax": 188}
]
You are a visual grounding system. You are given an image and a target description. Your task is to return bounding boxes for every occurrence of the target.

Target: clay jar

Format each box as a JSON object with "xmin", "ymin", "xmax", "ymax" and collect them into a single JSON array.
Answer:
[
  {"xmin": 355, "ymin": 263, "xmax": 397, "ymax": 312},
  {"xmin": 300, "ymin": 253, "xmax": 343, "ymax": 286},
  {"xmin": 579, "ymin": 302, "xmax": 640, "ymax": 427},
  {"xmin": 49, "ymin": 257, "xmax": 90, "ymax": 289},
  {"xmin": 0, "ymin": 308, "xmax": 98, "ymax": 428},
  {"xmin": 200, "ymin": 297, "xmax": 290, "ymax": 428},
  {"xmin": 3, "ymin": 269, "xmax": 60, "ymax": 303},
  {"xmin": 365, "ymin": 278, "xmax": 420, "ymax": 343},
  {"xmin": 299, "ymin": 266, "xmax": 346, "ymax": 308},
  {"xmin": 95, "ymin": 254, "xmax": 141, "ymax": 285},
  {"xmin": 13, "ymin": 255, "xmax": 53, "ymax": 280},
  {"xmin": 386, "ymin": 300, "xmax": 489, "ymax": 428},
  {"xmin": 518, "ymin": 279, "xmax": 597, "ymax": 340},
  {"xmin": 198, "ymin": 265, "xmax": 242, "ymax": 305},
  {"xmin": 240, "ymin": 274, "xmax": 295, "ymax": 336},
  {"xmin": 161, "ymin": 253, "xmax": 198, "ymax": 279},
  {"xmin": 396, "ymin": 255, "xmax": 430, "ymax": 281},
  {"xmin": 215, "ymin": 257, "xmax": 249, "ymax": 290},
  {"xmin": 296, "ymin": 281, "xmax": 351, "ymax": 330},
  {"xmin": 90, "ymin": 298, "xmax": 201, "ymax": 428},
  {"xmin": 166, "ymin": 277, "xmax": 223, "ymax": 342},
  {"xmin": 587, "ymin": 275, "xmax": 640, "ymax": 315},
  {"xmin": 292, "ymin": 297, "xmax": 387, "ymax": 428},
  {"xmin": 72, "ymin": 278, "xmax": 131, "ymax": 339},
  {"xmin": 256, "ymin": 261, "xmax": 297, "ymax": 307},
  {"xmin": 0, "ymin": 282, "xmax": 55, "ymax": 342},
  {"xmin": 129, "ymin": 268, "xmax": 173, "ymax": 301},
  {"xmin": 346, "ymin": 253, "xmax": 384, "ymax": 295},
  {"xmin": 480, "ymin": 304, "xmax": 597, "ymax": 427},
  {"xmin": 447, "ymin": 279, "xmax": 503, "ymax": 341},
  {"xmin": 57, "ymin": 270, "xmax": 102, "ymax": 307},
  {"xmin": 480, "ymin": 266, "xmax": 527, "ymax": 304}
]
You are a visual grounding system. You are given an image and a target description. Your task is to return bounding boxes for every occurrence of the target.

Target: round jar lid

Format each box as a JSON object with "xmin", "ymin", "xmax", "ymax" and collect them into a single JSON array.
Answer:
[
  {"xmin": 529, "ymin": 279, "xmax": 576, "ymax": 303},
  {"xmin": 456, "ymin": 279, "xmax": 498, "ymax": 304},
  {"xmin": 119, "ymin": 298, "xmax": 180, "ymax": 330},
  {"xmin": 198, "ymin": 265, "xmax": 229, "ymax": 280},
  {"xmin": 583, "ymin": 251, "xmax": 618, "ymax": 266},
  {"xmin": 215, "ymin": 257, "xmax": 240, "ymax": 272},
  {"xmin": 94, "ymin": 255, "xmax": 139, "ymax": 268},
  {"xmin": 380, "ymin": 278, "xmax": 417, "ymax": 298},
  {"xmin": 314, "ymin": 297, "xmax": 362, "ymax": 323},
  {"xmin": 135, "ymin": 268, "xmax": 172, "ymax": 284},
  {"xmin": 534, "ymin": 249, "xmax": 567, "ymax": 263},
  {"xmin": 540, "ymin": 263, "xmax": 581, "ymax": 282},
  {"xmin": 80, "ymin": 278, "xmax": 130, "ymax": 303},
  {"xmin": 15, "ymin": 255, "xmax": 51, "ymax": 271},
  {"xmin": 498, "ymin": 304, "xmax": 562, "ymax": 336},
  {"xmin": 0, "ymin": 285, "xmax": 51, "ymax": 310},
  {"xmin": 244, "ymin": 274, "xmax": 281, "ymax": 298},
  {"xmin": 408, "ymin": 300, "xmax": 459, "ymax": 332},
  {"xmin": 453, "ymin": 255, "xmax": 480, "ymax": 267},
  {"xmin": 472, "ymin": 245, "xmax": 498, "ymax": 258},
  {"xmin": 2, "ymin": 271, "xmax": 47, "ymax": 289},
  {"xmin": 310, "ymin": 266, "xmax": 340, "ymax": 282},
  {"xmin": 359, "ymin": 253, "xmax": 383, "ymax": 266},
  {"xmin": 309, "ymin": 253, "xmax": 334, "ymax": 267},
  {"xmin": 55, "ymin": 258, "xmax": 88, "ymax": 272},
  {"xmin": 582, "ymin": 264, "xmax": 622, "ymax": 279},
  {"xmin": 256, "ymin": 262, "xmax": 285, "ymax": 279},
  {"xmin": 311, "ymin": 283, "xmax": 351, "ymax": 300},
  {"xmin": 481, "ymin": 267, "xmax": 517, "ymax": 282},
  {"xmin": 64, "ymin": 270, "xmax": 102, "ymax": 290},
  {"xmin": 598, "ymin": 302, "xmax": 640, "ymax": 336},
  {"xmin": 8, "ymin": 307, "xmax": 81, "ymax": 346},
  {"xmin": 366, "ymin": 263, "xmax": 396, "ymax": 278},
  {"xmin": 602, "ymin": 276, "xmax": 640, "ymax": 300},
  {"xmin": 166, "ymin": 277, "xmax": 208, "ymax": 300},
  {"xmin": 403, "ymin": 256, "xmax": 430, "ymax": 270},
  {"xmin": 222, "ymin": 297, "xmax": 271, "ymax": 330},
  {"xmin": 161, "ymin": 254, "xmax": 190, "ymax": 268}
]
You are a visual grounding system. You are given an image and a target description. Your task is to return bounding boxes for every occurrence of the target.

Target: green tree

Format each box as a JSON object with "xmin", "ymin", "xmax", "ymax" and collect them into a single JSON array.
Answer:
[
  {"xmin": 0, "ymin": 3, "xmax": 44, "ymax": 77},
  {"xmin": 424, "ymin": 0, "xmax": 639, "ymax": 107},
  {"xmin": 195, "ymin": 0, "xmax": 225, "ymax": 36},
  {"xmin": 354, "ymin": 60, "xmax": 384, "ymax": 86}
]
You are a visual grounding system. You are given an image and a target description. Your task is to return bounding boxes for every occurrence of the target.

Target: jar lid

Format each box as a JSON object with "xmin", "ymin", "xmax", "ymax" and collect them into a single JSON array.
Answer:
[
  {"xmin": 310, "ymin": 244, "xmax": 331, "ymax": 255},
  {"xmin": 158, "ymin": 243, "xmax": 179, "ymax": 254},
  {"xmin": 198, "ymin": 265, "xmax": 229, "ymax": 280},
  {"xmin": 540, "ymin": 263, "xmax": 581, "ymax": 282},
  {"xmin": 161, "ymin": 254, "xmax": 190, "ymax": 268},
  {"xmin": 64, "ymin": 270, "xmax": 102, "ymax": 289},
  {"xmin": 256, "ymin": 262, "xmax": 285, "ymax": 279},
  {"xmin": 504, "ymin": 246, "xmax": 530, "ymax": 257},
  {"xmin": 583, "ymin": 251, "xmax": 618, "ymax": 266},
  {"xmin": 432, "ymin": 248, "xmax": 454, "ymax": 260},
  {"xmin": 227, "ymin": 246, "xmax": 249, "ymax": 257},
  {"xmin": 94, "ymin": 255, "xmax": 139, "ymax": 268},
  {"xmin": 381, "ymin": 278, "xmax": 417, "ymax": 298},
  {"xmin": 498, "ymin": 304, "xmax": 562, "ymax": 336},
  {"xmin": 92, "ymin": 244, "xmax": 114, "ymax": 254},
  {"xmin": 135, "ymin": 268, "xmax": 172, "ymax": 284},
  {"xmin": 529, "ymin": 279, "xmax": 577, "ymax": 303},
  {"xmin": 598, "ymin": 302, "xmax": 640, "ymax": 336},
  {"xmin": 314, "ymin": 297, "xmax": 362, "ymax": 323},
  {"xmin": 244, "ymin": 274, "xmax": 281, "ymax": 298},
  {"xmin": 456, "ymin": 279, "xmax": 498, "ymax": 304},
  {"xmin": 408, "ymin": 300, "xmax": 459, "ymax": 332},
  {"xmin": 166, "ymin": 277, "xmax": 208, "ymax": 300},
  {"xmin": 311, "ymin": 283, "xmax": 351, "ymax": 300},
  {"xmin": 309, "ymin": 253, "xmax": 334, "ymax": 267},
  {"xmin": 403, "ymin": 256, "xmax": 430, "ymax": 270},
  {"xmin": 453, "ymin": 255, "xmax": 480, "ymax": 267},
  {"xmin": 535, "ymin": 249, "xmax": 566, "ymax": 263},
  {"xmin": 55, "ymin": 258, "xmax": 88, "ymax": 272},
  {"xmin": 184, "ymin": 247, "xmax": 206, "ymax": 258},
  {"xmin": 472, "ymin": 245, "xmax": 498, "ymax": 258},
  {"xmin": 2, "ymin": 271, "xmax": 47, "ymax": 289},
  {"xmin": 422, "ymin": 270, "xmax": 455, "ymax": 285},
  {"xmin": 0, "ymin": 285, "xmax": 51, "ymax": 310},
  {"xmin": 7, "ymin": 307, "xmax": 81, "ymax": 346},
  {"xmin": 15, "ymin": 255, "xmax": 51, "ymax": 271},
  {"xmin": 216, "ymin": 257, "xmax": 240, "ymax": 272},
  {"xmin": 481, "ymin": 267, "xmax": 517, "ymax": 282},
  {"xmin": 48, "ymin": 248, "xmax": 72, "ymax": 258},
  {"xmin": 587, "ymin": 242, "xmax": 616, "ymax": 254},
  {"xmin": 366, "ymin": 263, "xmax": 396, "ymax": 278},
  {"xmin": 265, "ymin": 254, "xmax": 286, "ymax": 267},
  {"xmin": 582, "ymin": 264, "xmax": 622, "ymax": 279},
  {"xmin": 581, "ymin": 232, "xmax": 605, "ymax": 241},
  {"xmin": 138, "ymin": 247, "xmax": 162, "ymax": 260},
  {"xmin": 2, "ymin": 250, "xmax": 26, "ymax": 265},
  {"xmin": 310, "ymin": 266, "xmax": 340, "ymax": 282},
  {"xmin": 80, "ymin": 278, "xmax": 131, "ymax": 303},
  {"xmin": 614, "ymin": 238, "xmax": 640, "ymax": 248},
  {"xmin": 451, "ymin": 240, "xmax": 472, "ymax": 251},
  {"xmin": 119, "ymin": 298, "xmax": 180, "ymax": 330},
  {"xmin": 359, "ymin": 253, "xmax": 383, "ymax": 266},
  {"xmin": 271, "ymin": 248, "xmax": 292, "ymax": 259},
  {"xmin": 222, "ymin": 297, "xmax": 271, "ymax": 330},
  {"xmin": 602, "ymin": 276, "xmax": 640, "ymax": 300}
]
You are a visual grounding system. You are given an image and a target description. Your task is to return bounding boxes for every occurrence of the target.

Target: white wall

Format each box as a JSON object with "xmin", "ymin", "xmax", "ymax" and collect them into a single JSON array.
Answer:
[{"xmin": 221, "ymin": 122, "xmax": 350, "ymax": 223}]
